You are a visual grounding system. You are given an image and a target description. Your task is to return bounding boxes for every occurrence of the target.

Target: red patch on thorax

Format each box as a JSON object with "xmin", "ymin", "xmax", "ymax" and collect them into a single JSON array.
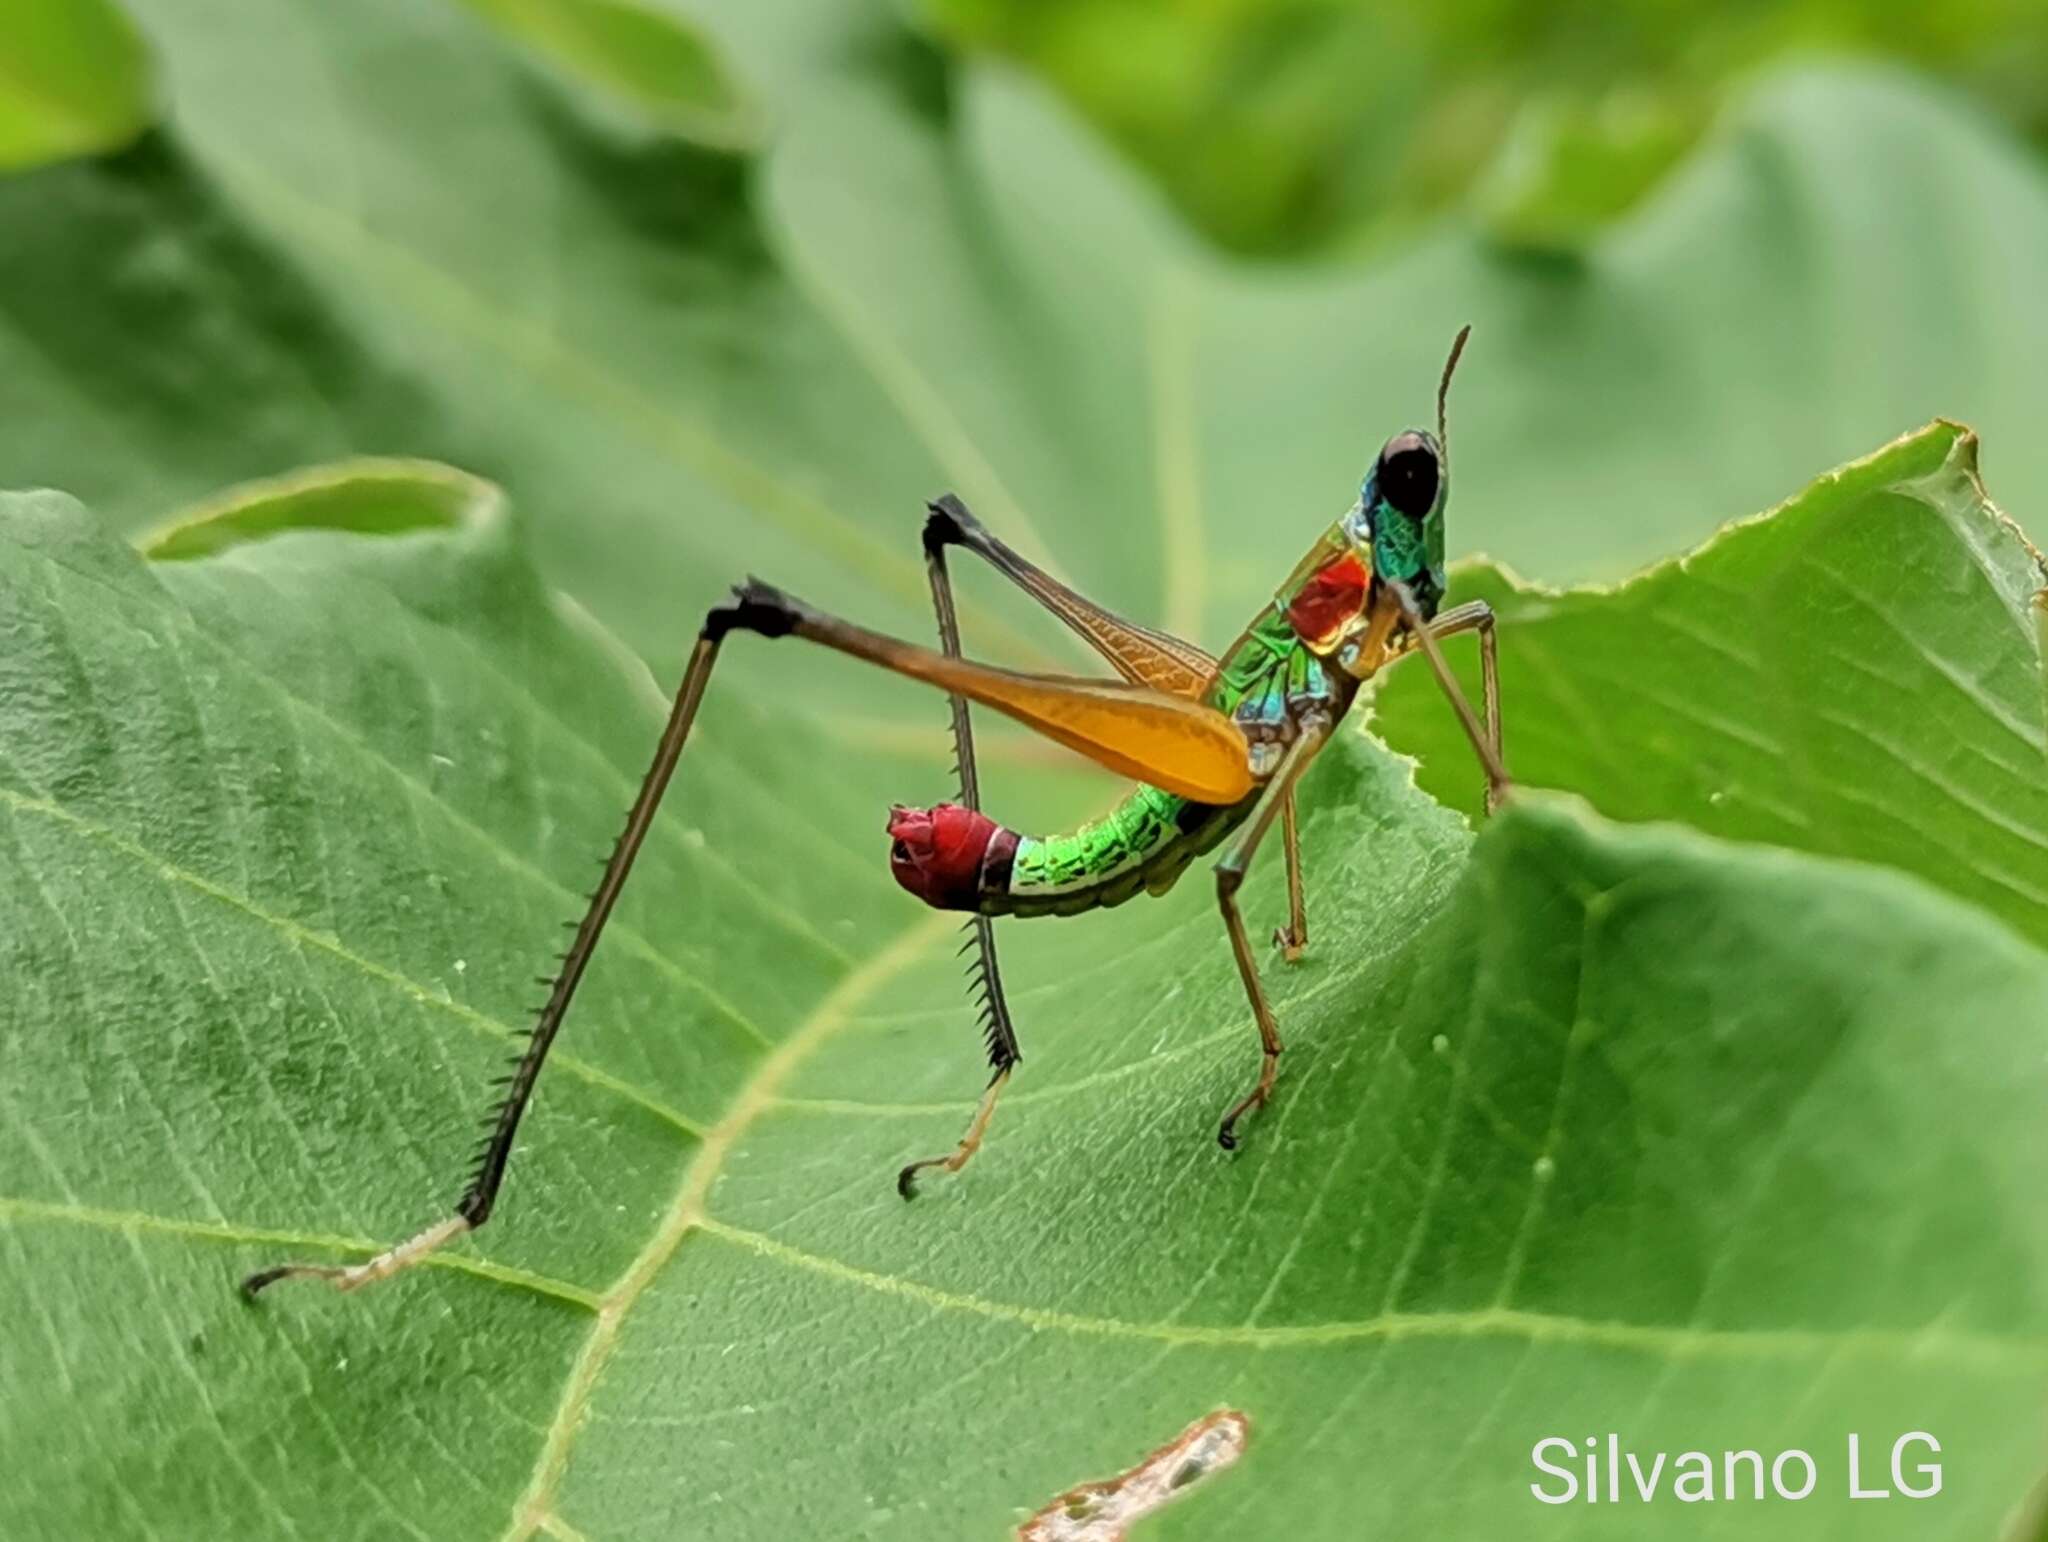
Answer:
[{"xmin": 1285, "ymin": 552, "xmax": 1370, "ymax": 647}]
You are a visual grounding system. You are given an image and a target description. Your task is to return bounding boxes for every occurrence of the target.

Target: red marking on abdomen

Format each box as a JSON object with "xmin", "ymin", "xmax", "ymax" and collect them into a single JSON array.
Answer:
[
  {"xmin": 1286, "ymin": 551, "xmax": 1370, "ymax": 646},
  {"xmin": 888, "ymin": 804, "xmax": 1018, "ymax": 911}
]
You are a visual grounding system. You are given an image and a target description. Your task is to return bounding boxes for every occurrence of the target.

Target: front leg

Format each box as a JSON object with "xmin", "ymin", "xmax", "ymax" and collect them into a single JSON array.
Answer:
[
  {"xmin": 1390, "ymin": 586, "xmax": 1511, "ymax": 814},
  {"xmin": 1215, "ymin": 721, "xmax": 1330, "ymax": 1150},
  {"xmin": 1423, "ymin": 598, "xmax": 1506, "ymax": 815}
]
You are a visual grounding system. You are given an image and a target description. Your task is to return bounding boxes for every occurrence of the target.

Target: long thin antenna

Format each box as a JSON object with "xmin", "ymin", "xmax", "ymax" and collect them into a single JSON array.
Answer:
[{"xmin": 1438, "ymin": 323, "xmax": 1472, "ymax": 470}]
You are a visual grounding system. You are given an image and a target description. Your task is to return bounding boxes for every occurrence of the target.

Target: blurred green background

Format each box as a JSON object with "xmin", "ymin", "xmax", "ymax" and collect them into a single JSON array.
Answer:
[
  {"xmin": 14, "ymin": 0, "xmax": 2048, "ymax": 252},
  {"xmin": 926, "ymin": 0, "xmax": 2048, "ymax": 254},
  {"xmin": 9, "ymin": 0, "xmax": 2048, "ymax": 772}
]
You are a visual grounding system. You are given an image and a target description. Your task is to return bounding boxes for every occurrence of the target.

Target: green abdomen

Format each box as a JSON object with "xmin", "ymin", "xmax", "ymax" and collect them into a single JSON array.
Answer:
[{"xmin": 983, "ymin": 783, "xmax": 1258, "ymax": 919}]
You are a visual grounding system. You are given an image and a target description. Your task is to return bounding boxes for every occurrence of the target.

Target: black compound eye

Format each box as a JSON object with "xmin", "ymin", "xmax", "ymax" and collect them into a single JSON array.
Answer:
[{"xmin": 1376, "ymin": 433, "xmax": 1440, "ymax": 519}]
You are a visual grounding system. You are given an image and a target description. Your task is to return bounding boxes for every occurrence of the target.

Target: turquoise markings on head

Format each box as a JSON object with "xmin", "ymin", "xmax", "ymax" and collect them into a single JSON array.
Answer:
[
  {"xmin": 1366, "ymin": 494, "xmax": 1431, "ymax": 584},
  {"xmin": 1357, "ymin": 488, "xmax": 1444, "ymax": 587},
  {"xmin": 1360, "ymin": 427, "xmax": 1448, "ymax": 610}
]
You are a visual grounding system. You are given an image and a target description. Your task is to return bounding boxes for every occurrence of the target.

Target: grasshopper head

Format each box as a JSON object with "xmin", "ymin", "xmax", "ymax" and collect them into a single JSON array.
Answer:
[
  {"xmin": 1346, "ymin": 428, "xmax": 1447, "ymax": 618},
  {"xmin": 1285, "ymin": 327, "xmax": 1469, "ymax": 654}
]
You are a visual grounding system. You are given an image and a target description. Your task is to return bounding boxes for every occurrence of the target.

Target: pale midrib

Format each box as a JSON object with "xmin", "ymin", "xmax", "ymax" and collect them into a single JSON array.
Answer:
[
  {"xmin": 694, "ymin": 1217, "xmax": 2048, "ymax": 1372},
  {"xmin": 501, "ymin": 911, "xmax": 959, "ymax": 1542},
  {"xmin": 14, "ymin": 1186, "xmax": 2042, "ymax": 1378},
  {"xmin": 770, "ymin": 944, "xmax": 1405, "ymax": 1120}
]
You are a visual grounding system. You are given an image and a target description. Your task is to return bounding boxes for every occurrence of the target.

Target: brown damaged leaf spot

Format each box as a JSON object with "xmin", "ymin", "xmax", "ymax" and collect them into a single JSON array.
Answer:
[{"xmin": 1019, "ymin": 1410, "xmax": 1251, "ymax": 1541}]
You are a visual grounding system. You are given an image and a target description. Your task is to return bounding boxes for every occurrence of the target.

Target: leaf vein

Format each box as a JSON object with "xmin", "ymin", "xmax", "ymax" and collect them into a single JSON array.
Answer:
[
  {"xmin": 0, "ymin": 785, "xmax": 705, "ymax": 1139},
  {"xmin": 693, "ymin": 1216, "xmax": 2048, "ymax": 1370}
]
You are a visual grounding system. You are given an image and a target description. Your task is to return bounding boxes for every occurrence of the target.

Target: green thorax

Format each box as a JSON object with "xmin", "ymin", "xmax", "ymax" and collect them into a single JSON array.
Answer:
[{"xmin": 1208, "ymin": 605, "xmax": 1320, "ymax": 716}]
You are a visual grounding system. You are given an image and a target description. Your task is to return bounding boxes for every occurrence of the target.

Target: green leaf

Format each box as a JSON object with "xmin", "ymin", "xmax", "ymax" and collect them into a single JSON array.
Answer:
[
  {"xmin": 9, "ymin": 5, "xmax": 2048, "ymax": 1535},
  {"xmin": 1374, "ymin": 419, "xmax": 2048, "ymax": 949},
  {"xmin": 449, "ymin": 0, "xmax": 762, "ymax": 149},
  {"xmin": 1472, "ymin": 90, "xmax": 1704, "ymax": 253},
  {"xmin": 0, "ymin": 0, "xmax": 150, "ymax": 172},
  {"xmin": 4, "ymin": 464, "xmax": 2048, "ymax": 1539},
  {"xmin": 919, "ymin": 0, "xmax": 2048, "ymax": 256}
]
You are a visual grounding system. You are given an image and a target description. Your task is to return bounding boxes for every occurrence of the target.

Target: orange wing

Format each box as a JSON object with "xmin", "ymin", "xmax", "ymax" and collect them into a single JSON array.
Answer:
[{"xmin": 797, "ymin": 610, "xmax": 1253, "ymax": 804}]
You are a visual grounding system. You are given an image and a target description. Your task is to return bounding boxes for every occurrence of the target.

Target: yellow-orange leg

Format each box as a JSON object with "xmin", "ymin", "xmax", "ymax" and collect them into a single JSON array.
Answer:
[
  {"xmin": 1216, "ymin": 719, "xmax": 1331, "ymax": 1150},
  {"xmin": 897, "ymin": 1065, "xmax": 1013, "ymax": 1197},
  {"xmin": 242, "ymin": 1216, "xmax": 472, "ymax": 1296}
]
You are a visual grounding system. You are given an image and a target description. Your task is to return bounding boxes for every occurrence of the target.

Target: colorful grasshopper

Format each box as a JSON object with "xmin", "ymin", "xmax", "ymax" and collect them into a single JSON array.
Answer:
[{"xmin": 245, "ymin": 328, "xmax": 1508, "ymax": 1297}]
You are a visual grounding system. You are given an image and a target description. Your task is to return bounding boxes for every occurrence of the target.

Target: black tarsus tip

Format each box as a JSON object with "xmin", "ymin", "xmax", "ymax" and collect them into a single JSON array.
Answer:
[
  {"xmin": 703, "ymin": 577, "xmax": 804, "ymax": 643},
  {"xmin": 1217, "ymin": 1123, "xmax": 1239, "ymax": 1152},
  {"xmin": 240, "ymin": 1266, "xmax": 291, "ymax": 1299},
  {"xmin": 896, "ymin": 1164, "xmax": 921, "ymax": 1200},
  {"xmin": 922, "ymin": 493, "xmax": 983, "ymax": 556}
]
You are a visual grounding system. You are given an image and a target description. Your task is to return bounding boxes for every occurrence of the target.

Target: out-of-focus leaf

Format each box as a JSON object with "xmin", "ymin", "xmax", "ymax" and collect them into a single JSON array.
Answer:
[
  {"xmin": 6, "ymin": 0, "xmax": 2048, "ymax": 705},
  {"xmin": 752, "ymin": 53, "xmax": 2048, "ymax": 651},
  {"xmin": 1472, "ymin": 90, "xmax": 1703, "ymax": 252},
  {"xmin": 0, "ymin": 0, "xmax": 150, "ymax": 170},
  {"xmin": 920, "ymin": 0, "xmax": 2048, "ymax": 255},
  {"xmin": 453, "ymin": 0, "xmax": 762, "ymax": 148}
]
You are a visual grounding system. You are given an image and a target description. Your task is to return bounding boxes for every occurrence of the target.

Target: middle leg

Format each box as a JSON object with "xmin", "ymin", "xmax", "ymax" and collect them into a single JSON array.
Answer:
[
  {"xmin": 1215, "ymin": 719, "xmax": 1331, "ymax": 1149},
  {"xmin": 1272, "ymin": 792, "xmax": 1308, "ymax": 964}
]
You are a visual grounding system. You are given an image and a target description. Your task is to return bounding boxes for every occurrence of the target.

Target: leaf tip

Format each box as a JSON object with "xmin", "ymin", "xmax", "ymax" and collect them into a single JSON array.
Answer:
[{"xmin": 135, "ymin": 457, "xmax": 508, "ymax": 563}]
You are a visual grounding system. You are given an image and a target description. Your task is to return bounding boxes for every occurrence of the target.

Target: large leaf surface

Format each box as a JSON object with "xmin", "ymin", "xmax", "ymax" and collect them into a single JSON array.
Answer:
[{"xmin": 3, "ymin": 466, "xmax": 2047, "ymax": 1540}]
